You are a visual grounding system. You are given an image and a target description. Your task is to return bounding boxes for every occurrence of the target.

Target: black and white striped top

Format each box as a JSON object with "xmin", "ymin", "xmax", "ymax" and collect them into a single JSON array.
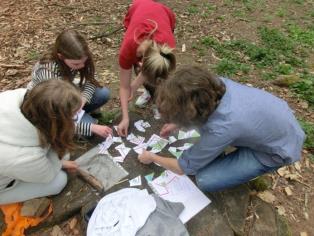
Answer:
[{"xmin": 28, "ymin": 62, "xmax": 97, "ymax": 136}]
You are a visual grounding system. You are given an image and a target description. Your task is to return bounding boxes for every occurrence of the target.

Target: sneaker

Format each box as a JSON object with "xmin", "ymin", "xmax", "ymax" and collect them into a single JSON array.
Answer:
[{"xmin": 135, "ymin": 89, "xmax": 151, "ymax": 108}]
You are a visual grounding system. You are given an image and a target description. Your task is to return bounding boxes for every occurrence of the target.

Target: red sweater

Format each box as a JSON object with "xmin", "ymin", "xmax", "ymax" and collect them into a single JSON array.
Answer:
[{"xmin": 119, "ymin": 0, "xmax": 176, "ymax": 70}]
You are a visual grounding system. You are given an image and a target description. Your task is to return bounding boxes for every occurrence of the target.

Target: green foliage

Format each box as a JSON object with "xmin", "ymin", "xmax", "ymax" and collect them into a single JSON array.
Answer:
[
  {"xmin": 291, "ymin": 72, "xmax": 314, "ymax": 106},
  {"xmin": 299, "ymin": 120, "xmax": 314, "ymax": 149},
  {"xmin": 26, "ymin": 50, "xmax": 40, "ymax": 61}
]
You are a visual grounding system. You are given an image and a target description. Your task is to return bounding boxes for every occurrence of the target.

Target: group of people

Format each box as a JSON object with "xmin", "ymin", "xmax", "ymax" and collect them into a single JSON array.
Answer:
[{"xmin": 0, "ymin": 0, "xmax": 305, "ymax": 205}]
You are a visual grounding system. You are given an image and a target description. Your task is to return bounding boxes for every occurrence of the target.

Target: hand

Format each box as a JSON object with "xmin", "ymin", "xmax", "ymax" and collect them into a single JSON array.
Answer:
[
  {"xmin": 138, "ymin": 150, "xmax": 155, "ymax": 165},
  {"xmin": 62, "ymin": 160, "xmax": 79, "ymax": 173},
  {"xmin": 117, "ymin": 118, "xmax": 129, "ymax": 137},
  {"xmin": 91, "ymin": 124, "xmax": 113, "ymax": 138},
  {"xmin": 160, "ymin": 123, "xmax": 179, "ymax": 138}
]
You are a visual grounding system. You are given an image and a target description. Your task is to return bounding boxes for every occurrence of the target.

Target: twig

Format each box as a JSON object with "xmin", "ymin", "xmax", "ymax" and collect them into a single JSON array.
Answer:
[
  {"xmin": 89, "ymin": 27, "xmax": 124, "ymax": 40},
  {"xmin": 114, "ymin": 178, "xmax": 129, "ymax": 186},
  {"xmin": 0, "ymin": 63, "xmax": 25, "ymax": 68},
  {"xmin": 272, "ymin": 175, "xmax": 279, "ymax": 190},
  {"xmin": 76, "ymin": 22, "xmax": 108, "ymax": 26}
]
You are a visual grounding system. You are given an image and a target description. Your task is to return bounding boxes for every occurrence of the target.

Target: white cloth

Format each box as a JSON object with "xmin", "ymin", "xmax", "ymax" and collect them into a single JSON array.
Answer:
[
  {"xmin": 0, "ymin": 89, "xmax": 62, "ymax": 192},
  {"xmin": 87, "ymin": 188, "xmax": 156, "ymax": 236}
]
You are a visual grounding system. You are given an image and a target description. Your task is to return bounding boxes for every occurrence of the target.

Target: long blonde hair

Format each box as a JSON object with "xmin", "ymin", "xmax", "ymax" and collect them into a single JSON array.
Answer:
[
  {"xmin": 142, "ymin": 40, "xmax": 176, "ymax": 86},
  {"xmin": 134, "ymin": 19, "xmax": 176, "ymax": 86},
  {"xmin": 21, "ymin": 80, "xmax": 82, "ymax": 158}
]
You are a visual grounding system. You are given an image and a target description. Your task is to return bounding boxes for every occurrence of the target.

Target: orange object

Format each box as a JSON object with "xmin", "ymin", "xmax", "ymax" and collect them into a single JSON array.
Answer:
[{"xmin": 0, "ymin": 201, "xmax": 52, "ymax": 236}]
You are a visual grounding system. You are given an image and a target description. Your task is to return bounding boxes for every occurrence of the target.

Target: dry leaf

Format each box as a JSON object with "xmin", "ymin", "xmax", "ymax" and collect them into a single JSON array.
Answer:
[
  {"xmin": 294, "ymin": 162, "xmax": 301, "ymax": 172},
  {"xmin": 277, "ymin": 166, "xmax": 289, "ymax": 176},
  {"xmin": 257, "ymin": 190, "xmax": 276, "ymax": 203},
  {"xmin": 284, "ymin": 187, "xmax": 293, "ymax": 196},
  {"xmin": 69, "ymin": 217, "xmax": 77, "ymax": 230},
  {"xmin": 51, "ymin": 225, "xmax": 65, "ymax": 236},
  {"xmin": 276, "ymin": 205, "xmax": 286, "ymax": 216},
  {"xmin": 300, "ymin": 232, "xmax": 308, "ymax": 236}
]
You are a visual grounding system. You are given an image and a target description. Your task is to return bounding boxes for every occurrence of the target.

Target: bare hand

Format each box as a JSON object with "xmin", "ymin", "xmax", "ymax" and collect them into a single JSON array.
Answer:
[
  {"xmin": 138, "ymin": 150, "xmax": 155, "ymax": 165},
  {"xmin": 62, "ymin": 160, "xmax": 79, "ymax": 173},
  {"xmin": 91, "ymin": 124, "xmax": 113, "ymax": 138},
  {"xmin": 160, "ymin": 123, "xmax": 179, "ymax": 138},
  {"xmin": 117, "ymin": 118, "xmax": 129, "ymax": 137}
]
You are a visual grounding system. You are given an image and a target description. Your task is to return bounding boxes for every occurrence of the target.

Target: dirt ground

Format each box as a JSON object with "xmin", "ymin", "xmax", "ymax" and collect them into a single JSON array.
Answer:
[{"xmin": 0, "ymin": 0, "xmax": 313, "ymax": 235}]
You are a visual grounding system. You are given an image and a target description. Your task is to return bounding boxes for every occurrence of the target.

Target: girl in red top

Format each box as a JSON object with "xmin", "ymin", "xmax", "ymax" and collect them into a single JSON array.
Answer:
[{"xmin": 117, "ymin": 0, "xmax": 176, "ymax": 137}]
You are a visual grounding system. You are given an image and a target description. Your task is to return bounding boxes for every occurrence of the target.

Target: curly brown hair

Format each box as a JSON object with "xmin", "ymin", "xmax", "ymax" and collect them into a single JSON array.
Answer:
[
  {"xmin": 156, "ymin": 65, "xmax": 226, "ymax": 127},
  {"xmin": 21, "ymin": 80, "xmax": 82, "ymax": 158},
  {"xmin": 40, "ymin": 29, "xmax": 99, "ymax": 87}
]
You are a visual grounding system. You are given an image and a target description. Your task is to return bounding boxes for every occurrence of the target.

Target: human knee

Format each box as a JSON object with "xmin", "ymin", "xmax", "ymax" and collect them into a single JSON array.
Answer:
[
  {"xmin": 97, "ymin": 87, "xmax": 111, "ymax": 104},
  {"xmin": 195, "ymin": 172, "xmax": 223, "ymax": 192},
  {"xmin": 50, "ymin": 171, "xmax": 68, "ymax": 195}
]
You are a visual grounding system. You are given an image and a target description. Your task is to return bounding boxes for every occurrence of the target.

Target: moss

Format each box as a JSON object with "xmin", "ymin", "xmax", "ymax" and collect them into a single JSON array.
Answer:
[{"xmin": 248, "ymin": 176, "xmax": 272, "ymax": 191}]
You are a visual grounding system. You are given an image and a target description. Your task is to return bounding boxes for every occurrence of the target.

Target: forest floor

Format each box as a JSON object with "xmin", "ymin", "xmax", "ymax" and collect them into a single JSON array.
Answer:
[{"xmin": 0, "ymin": 0, "xmax": 313, "ymax": 235}]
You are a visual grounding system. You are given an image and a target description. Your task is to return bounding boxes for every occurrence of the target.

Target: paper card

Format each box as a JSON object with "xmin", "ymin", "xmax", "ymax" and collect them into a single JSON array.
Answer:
[
  {"xmin": 177, "ymin": 143, "xmax": 193, "ymax": 151},
  {"xmin": 129, "ymin": 175, "xmax": 142, "ymax": 186},
  {"xmin": 147, "ymin": 134, "xmax": 168, "ymax": 152},
  {"xmin": 168, "ymin": 136, "xmax": 177, "ymax": 144},
  {"xmin": 148, "ymin": 170, "xmax": 211, "ymax": 223},
  {"xmin": 113, "ymin": 156, "xmax": 126, "ymax": 163},
  {"xmin": 127, "ymin": 133, "xmax": 145, "ymax": 145},
  {"xmin": 168, "ymin": 147, "xmax": 183, "ymax": 159},
  {"xmin": 178, "ymin": 129, "xmax": 200, "ymax": 140},
  {"xmin": 145, "ymin": 172, "xmax": 155, "ymax": 182},
  {"xmin": 98, "ymin": 135, "xmax": 114, "ymax": 153},
  {"xmin": 134, "ymin": 120, "xmax": 146, "ymax": 132},
  {"xmin": 134, "ymin": 120, "xmax": 151, "ymax": 132},
  {"xmin": 115, "ymin": 144, "xmax": 131, "ymax": 158},
  {"xmin": 133, "ymin": 143, "xmax": 148, "ymax": 154},
  {"xmin": 112, "ymin": 136, "xmax": 122, "ymax": 143}
]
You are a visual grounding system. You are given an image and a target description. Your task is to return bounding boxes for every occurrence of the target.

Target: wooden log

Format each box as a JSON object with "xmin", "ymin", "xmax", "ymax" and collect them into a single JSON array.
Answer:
[{"xmin": 77, "ymin": 168, "xmax": 104, "ymax": 192}]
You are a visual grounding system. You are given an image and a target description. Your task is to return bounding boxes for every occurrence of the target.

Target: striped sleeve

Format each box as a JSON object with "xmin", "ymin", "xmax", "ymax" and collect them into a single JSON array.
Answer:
[
  {"xmin": 75, "ymin": 122, "xmax": 92, "ymax": 136},
  {"xmin": 81, "ymin": 81, "xmax": 96, "ymax": 103},
  {"xmin": 29, "ymin": 62, "xmax": 60, "ymax": 90}
]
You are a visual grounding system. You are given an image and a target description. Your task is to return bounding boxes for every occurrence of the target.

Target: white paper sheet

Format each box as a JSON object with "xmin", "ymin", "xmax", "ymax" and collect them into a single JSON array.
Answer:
[
  {"xmin": 115, "ymin": 143, "xmax": 131, "ymax": 158},
  {"xmin": 148, "ymin": 170, "xmax": 211, "ymax": 223},
  {"xmin": 129, "ymin": 175, "xmax": 142, "ymax": 186}
]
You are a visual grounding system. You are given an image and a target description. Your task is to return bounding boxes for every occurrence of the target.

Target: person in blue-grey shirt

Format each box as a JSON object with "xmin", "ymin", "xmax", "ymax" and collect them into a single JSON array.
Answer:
[{"xmin": 138, "ymin": 65, "xmax": 305, "ymax": 192}]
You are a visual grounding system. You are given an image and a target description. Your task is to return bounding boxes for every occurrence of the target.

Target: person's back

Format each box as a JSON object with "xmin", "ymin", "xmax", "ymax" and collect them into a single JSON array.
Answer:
[
  {"xmin": 208, "ymin": 78, "xmax": 305, "ymax": 166},
  {"xmin": 0, "ymin": 80, "xmax": 82, "ymax": 204}
]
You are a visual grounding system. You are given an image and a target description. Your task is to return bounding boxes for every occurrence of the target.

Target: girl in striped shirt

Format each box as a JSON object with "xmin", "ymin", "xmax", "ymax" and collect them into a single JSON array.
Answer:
[{"xmin": 28, "ymin": 29, "xmax": 112, "ymax": 138}]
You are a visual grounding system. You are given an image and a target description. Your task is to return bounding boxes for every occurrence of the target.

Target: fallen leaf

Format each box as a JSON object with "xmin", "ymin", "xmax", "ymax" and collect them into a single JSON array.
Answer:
[
  {"xmin": 276, "ymin": 205, "xmax": 286, "ymax": 216},
  {"xmin": 284, "ymin": 187, "xmax": 293, "ymax": 196},
  {"xmin": 257, "ymin": 190, "xmax": 276, "ymax": 203},
  {"xmin": 294, "ymin": 162, "xmax": 302, "ymax": 172},
  {"xmin": 69, "ymin": 217, "xmax": 77, "ymax": 230}
]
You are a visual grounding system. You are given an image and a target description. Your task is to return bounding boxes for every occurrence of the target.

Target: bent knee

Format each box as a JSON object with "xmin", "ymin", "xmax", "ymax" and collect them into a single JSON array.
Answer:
[{"xmin": 50, "ymin": 171, "xmax": 68, "ymax": 195}]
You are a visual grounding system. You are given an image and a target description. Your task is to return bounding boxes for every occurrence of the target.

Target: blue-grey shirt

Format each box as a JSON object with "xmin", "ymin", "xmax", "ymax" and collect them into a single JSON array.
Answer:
[{"xmin": 178, "ymin": 78, "xmax": 305, "ymax": 175}]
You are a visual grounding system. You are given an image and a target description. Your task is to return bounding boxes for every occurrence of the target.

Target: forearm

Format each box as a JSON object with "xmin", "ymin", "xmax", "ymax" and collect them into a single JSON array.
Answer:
[
  {"xmin": 130, "ymin": 72, "xmax": 146, "ymax": 92},
  {"xmin": 152, "ymin": 154, "xmax": 185, "ymax": 175},
  {"xmin": 119, "ymin": 87, "xmax": 130, "ymax": 120},
  {"xmin": 119, "ymin": 68, "xmax": 132, "ymax": 120}
]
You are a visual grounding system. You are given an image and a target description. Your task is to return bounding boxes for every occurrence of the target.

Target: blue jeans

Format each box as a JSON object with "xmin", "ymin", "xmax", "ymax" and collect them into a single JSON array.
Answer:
[
  {"xmin": 195, "ymin": 148, "xmax": 279, "ymax": 192},
  {"xmin": 82, "ymin": 87, "xmax": 110, "ymax": 123}
]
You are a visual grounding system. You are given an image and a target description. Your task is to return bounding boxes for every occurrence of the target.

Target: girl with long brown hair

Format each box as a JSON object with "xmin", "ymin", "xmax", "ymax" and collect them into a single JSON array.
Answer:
[
  {"xmin": 0, "ymin": 80, "xmax": 82, "ymax": 204},
  {"xmin": 28, "ymin": 29, "xmax": 112, "ymax": 138},
  {"xmin": 117, "ymin": 0, "xmax": 176, "ymax": 137}
]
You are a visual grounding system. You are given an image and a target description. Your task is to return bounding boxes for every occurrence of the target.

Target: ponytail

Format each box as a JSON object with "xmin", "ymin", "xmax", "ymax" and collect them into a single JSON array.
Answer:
[{"xmin": 142, "ymin": 41, "xmax": 176, "ymax": 86}]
